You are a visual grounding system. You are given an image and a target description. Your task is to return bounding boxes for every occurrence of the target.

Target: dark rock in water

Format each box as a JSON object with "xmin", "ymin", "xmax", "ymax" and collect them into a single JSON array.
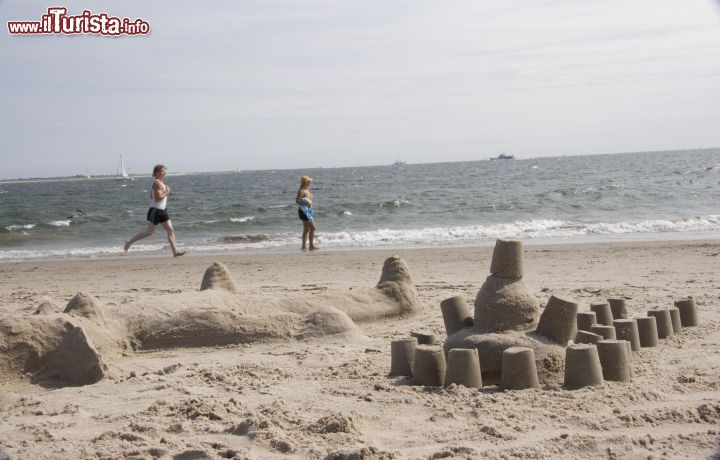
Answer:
[
  {"xmin": 200, "ymin": 262, "xmax": 238, "ymax": 293},
  {"xmin": 64, "ymin": 292, "xmax": 106, "ymax": 326},
  {"xmin": 221, "ymin": 234, "xmax": 270, "ymax": 244}
]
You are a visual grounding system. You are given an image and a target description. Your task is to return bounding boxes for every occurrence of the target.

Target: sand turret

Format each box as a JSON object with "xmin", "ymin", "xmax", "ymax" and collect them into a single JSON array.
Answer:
[
  {"xmin": 474, "ymin": 240, "xmax": 539, "ymax": 332},
  {"xmin": 200, "ymin": 262, "xmax": 238, "ymax": 293},
  {"xmin": 376, "ymin": 255, "xmax": 420, "ymax": 314},
  {"xmin": 64, "ymin": 292, "xmax": 106, "ymax": 326}
]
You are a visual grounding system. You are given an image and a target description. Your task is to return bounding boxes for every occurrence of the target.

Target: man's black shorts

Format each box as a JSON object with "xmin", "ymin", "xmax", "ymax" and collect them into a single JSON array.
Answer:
[{"xmin": 147, "ymin": 207, "xmax": 170, "ymax": 225}]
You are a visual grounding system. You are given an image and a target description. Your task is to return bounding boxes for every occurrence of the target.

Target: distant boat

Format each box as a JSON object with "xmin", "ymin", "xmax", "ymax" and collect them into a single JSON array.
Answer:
[
  {"xmin": 116, "ymin": 155, "xmax": 133, "ymax": 181},
  {"xmin": 392, "ymin": 155, "xmax": 406, "ymax": 168},
  {"xmin": 490, "ymin": 154, "xmax": 515, "ymax": 161}
]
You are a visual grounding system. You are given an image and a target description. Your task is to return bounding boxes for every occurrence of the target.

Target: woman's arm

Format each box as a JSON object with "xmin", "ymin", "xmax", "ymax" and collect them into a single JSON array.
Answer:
[{"xmin": 153, "ymin": 180, "xmax": 171, "ymax": 200}]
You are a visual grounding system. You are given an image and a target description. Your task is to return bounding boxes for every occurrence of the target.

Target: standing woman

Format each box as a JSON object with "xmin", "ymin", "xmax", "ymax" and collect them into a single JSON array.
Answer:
[
  {"xmin": 124, "ymin": 164, "xmax": 185, "ymax": 257},
  {"xmin": 296, "ymin": 175, "xmax": 317, "ymax": 251}
]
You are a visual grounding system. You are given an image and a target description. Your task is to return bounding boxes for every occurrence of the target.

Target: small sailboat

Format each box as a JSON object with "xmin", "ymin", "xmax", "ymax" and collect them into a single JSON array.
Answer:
[
  {"xmin": 116, "ymin": 155, "xmax": 134, "ymax": 181},
  {"xmin": 392, "ymin": 154, "xmax": 406, "ymax": 168}
]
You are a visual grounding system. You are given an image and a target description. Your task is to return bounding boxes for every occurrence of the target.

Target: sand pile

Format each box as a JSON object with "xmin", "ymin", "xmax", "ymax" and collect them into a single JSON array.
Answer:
[
  {"xmin": 0, "ymin": 254, "xmax": 422, "ymax": 385},
  {"xmin": 200, "ymin": 261, "xmax": 238, "ymax": 293},
  {"xmin": 64, "ymin": 292, "xmax": 107, "ymax": 327},
  {"xmin": 0, "ymin": 316, "xmax": 106, "ymax": 386}
]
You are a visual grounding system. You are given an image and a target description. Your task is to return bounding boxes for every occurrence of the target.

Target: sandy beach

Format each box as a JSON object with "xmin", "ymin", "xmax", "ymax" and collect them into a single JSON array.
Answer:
[{"xmin": 1, "ymin": 240, "xmax": 719, "ymax": 459}]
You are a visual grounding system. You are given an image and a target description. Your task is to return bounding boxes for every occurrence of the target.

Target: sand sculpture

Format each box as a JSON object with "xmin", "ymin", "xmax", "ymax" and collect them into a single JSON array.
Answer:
[
  {"xmin": 613, "ymin": 319, "xmax": 641, "ymax": 351},
  {"xmin": 444, "ymin": 240, "xmax": 571, "ymax": 384},
  {"xmin": 607, "ymin": 298, "xmax": 628, "ymax": 319},
  {"xmin": 648, "ymin": 309, "xmax": 674, "ymax": 339},
  {"xmin": 501, "ymin": 347, "xmax": 540, "ymax": 390},
  {"xmin": 429, "ymin": 241, "xmax": 702, "ymax": 391},
  {"xmin": 590, "ymin": 303, "xmax": 613, "ymax": 326},
  {"xmin": 445, "ymin": 348, "xmax": 482, "ymax": 388},
  {"xmin": 0, "ymin": 255, "xmax": 421, "ymax": 386},
  {"xmin": 413, "ymin": 345, "xmax": 447, "ymax": 386},
  {"xmin": 674, "ymin": 298, "xmax": 698, "ymax": 327},
  {"xmin": 563, "ymin": 344, "xmax": 604, "ymax": 389},
  {"xmin": 389, "ymin": 337, "xmax": 417, "ymax": 377}
]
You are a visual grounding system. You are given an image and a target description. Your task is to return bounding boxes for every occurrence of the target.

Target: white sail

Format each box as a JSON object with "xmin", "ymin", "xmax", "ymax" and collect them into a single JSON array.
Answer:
[{"xmin": 116, "ymin": 155, "xmax": 133, "ymax": 181}]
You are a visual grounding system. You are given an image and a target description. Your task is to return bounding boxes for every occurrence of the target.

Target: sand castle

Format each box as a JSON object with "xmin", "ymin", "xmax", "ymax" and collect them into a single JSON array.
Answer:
[
  {"xmin": 443, "ymin": 240, "xmax": 573, "ymax": 384},
  {"xmin": 0, "ymin": 256, "xmax": 421, "ymax": 386},
  {"xmin": 409, "ymin": 239, "xmax": 703, "ymax": 390}
]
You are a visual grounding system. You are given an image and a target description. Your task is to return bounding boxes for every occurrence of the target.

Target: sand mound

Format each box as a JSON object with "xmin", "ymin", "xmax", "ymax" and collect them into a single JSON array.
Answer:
[
  {"xmin": 1, "ymin": 254, "xmax": 421, "ymax": 384},
  {"xmin": 126, "ymin": 255, "xmax": 420, "ymax": 350},
  {"xmin": 64, "ymin": 292, "xmax": 106, "ymax": 326},
  {"xmin": 132, "ymin": 305, "xmax": 298, "ymax": 349},
  {"xmin": 34, "ymin": 301, "xmax": 57, "ymax": 315},
  {"xmin": 376, "ymin": 254, "xmax": 420, "ymax": 313},
  {"xmin": 200, "ymin": 262, "xmax": 238, "ymax": 293},
  {"xmin": 444, "ymin": 328, "xmax": 565, "ymax": 384},
  {"xmin": 0, "ymin": 317, "xmax": 106, "ymax": 386},
  {"xmin": 296, "ymin": 307, "xmax": 361, "ymax": 341},
  {"xmin": 474, "ymin": 276, "xmax": 539, "ymax": 332},
  {"xmin": 36, "ymin": 323, "xmax": 106, "ymax": 385}
]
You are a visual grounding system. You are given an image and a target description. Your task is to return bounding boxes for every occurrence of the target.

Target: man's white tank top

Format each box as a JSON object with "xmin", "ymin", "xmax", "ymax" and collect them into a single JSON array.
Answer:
[{"xmin": 151, "ymin": 180, "xmax": 168, "ymax": 210}]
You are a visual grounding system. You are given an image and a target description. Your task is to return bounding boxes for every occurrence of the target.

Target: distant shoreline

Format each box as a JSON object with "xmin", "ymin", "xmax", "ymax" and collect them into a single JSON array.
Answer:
[{"xmin": 1, "ymin": 146, "xmax": 717, "ymax": 183}]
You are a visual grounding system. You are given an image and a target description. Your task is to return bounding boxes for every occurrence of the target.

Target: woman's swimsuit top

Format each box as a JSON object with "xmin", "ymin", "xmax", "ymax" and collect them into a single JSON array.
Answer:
[
  {"xmin": 298, "ymin": 190, "xmax": 313, "ymax": 207},
  {"xmin": 151, "ymin": 180, "xmax": 168, "ymax": 210}
]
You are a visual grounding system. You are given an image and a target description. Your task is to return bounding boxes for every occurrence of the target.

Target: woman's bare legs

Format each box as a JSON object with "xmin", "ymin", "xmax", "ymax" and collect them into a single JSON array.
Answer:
[
  {"xmin": 308, "ymin": 220, "xmax": 317, "ymax": 250},
  {"xmin": 161, "ymin": 220, "xmax": 184, "ymax": 257},
  {"xmin": 124, "ymin": 223, "xmax": 156, "ymax": 253},
  {"xmin": 301, "ymin": 221, "xmax": 310, "ymax": 250}
]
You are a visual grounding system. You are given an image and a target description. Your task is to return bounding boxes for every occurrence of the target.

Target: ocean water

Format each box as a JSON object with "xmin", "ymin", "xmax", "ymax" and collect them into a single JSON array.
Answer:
[{"xmin": 1, "ymin": 149, "xmax": 719, "ymax": 261}]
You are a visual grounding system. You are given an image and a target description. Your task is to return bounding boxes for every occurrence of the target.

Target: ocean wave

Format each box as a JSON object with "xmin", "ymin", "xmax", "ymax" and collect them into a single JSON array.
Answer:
[
  {"xmin": 2, "ymin": 215, "xmax": 719, "ymax": 260},
  {"xmin": 6, "ymin": 224, "xmax": 36, "ymax": 231},
  {"xmin": 380, "ymin": 199, "xmax": 410, "ymax": 208},
  {"xmin": 221, "ymin": 234, "xmax": 270, "ymax": 244},
  {"xmin": 49, "ymin": 220, "xmax": 71, "ymax": 227},
  {"xmin": 342, "ymin": 210, "xmax": 352, "ymax": 216},
  {"xmin": 230, "ymin": 216, "xmax": 256, "ymax": 223}
]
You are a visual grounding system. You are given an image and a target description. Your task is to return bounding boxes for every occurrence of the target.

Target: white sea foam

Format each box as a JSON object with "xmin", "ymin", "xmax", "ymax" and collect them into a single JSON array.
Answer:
[
  {"xmin": 2, "ymin": 215, "xmax": 720, "ymax": 260},
  {"xmin": 343, "ymin": 210, "xmax": 352, "ymax": 216},
  {"xmin": 6, "ymin": 224, "xmax": 36, "ymax": 231},
  {"xmin": 49, "ymin": 220, "xmax": 71, "ymax": 227},
  {"xmin": 230, "ymin": 216, "xmax": 256, "ymax": 223}
]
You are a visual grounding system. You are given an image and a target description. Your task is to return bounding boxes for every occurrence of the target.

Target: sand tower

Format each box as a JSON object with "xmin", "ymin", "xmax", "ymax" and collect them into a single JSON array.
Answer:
[{"xmin": 444, "ymin": 239, "xmax": 569, "ymax": 384}]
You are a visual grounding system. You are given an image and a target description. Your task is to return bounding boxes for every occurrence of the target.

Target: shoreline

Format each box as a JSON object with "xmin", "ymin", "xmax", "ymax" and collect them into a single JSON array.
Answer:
[{"xmin": 2, "ymin": 230, "xmax": 719, "ymax": 264}]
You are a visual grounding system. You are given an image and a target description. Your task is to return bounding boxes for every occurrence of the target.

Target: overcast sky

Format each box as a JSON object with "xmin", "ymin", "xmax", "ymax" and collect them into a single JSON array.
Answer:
[{"xmin": 1, "ymin": 0, "xmax": 720, "ymax": 179}]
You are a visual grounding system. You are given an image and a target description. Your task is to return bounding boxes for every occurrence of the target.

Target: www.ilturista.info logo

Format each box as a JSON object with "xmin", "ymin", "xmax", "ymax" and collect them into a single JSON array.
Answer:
[{"xmin": 7, "ymin": 7, "xmax": 150, "ymax": 36}]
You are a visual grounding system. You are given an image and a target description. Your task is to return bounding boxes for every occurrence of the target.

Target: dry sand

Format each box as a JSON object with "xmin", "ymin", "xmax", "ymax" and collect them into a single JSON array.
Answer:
[{"xmin": 0, "ymin": 241, "xmax": 719, "ymax": 459}]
